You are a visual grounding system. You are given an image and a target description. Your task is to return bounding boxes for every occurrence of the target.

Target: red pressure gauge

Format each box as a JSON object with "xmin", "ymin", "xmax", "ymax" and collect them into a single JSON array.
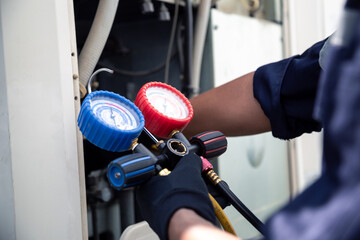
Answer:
[{"xmin": 135, "ymin": 82, "xmax": 193, "ymax": 138}]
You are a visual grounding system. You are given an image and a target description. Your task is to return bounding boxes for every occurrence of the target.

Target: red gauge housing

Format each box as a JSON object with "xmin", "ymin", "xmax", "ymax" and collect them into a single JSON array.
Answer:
[{"xmin": 135, "ymin": 82, "xmax": 193, "ymax": 138}]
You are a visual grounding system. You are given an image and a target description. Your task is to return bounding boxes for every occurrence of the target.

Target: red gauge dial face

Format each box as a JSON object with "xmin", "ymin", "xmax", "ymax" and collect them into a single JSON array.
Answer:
[
  {"xmin": 146, "ymin": 86, "xmax": 189, "ymax": 119},
  {"xmin": 135, "ymin": 82, "xmax": 193, "ymax": 138}
]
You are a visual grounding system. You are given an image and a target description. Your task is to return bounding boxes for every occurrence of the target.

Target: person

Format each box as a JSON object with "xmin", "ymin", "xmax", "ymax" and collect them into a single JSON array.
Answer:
[{"xmin": 136, "ymin": 1, "xmax": 360, "ymax": 239}]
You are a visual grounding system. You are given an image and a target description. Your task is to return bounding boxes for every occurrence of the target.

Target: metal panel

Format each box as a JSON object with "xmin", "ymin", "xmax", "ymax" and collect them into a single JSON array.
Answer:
[
  {"xmin": 0, "ymin": 0, "xmax": 86, "ymax": 239},
  {"xmin": 0, "ymin": 10, "xmax": 16, "ymax": 239}
]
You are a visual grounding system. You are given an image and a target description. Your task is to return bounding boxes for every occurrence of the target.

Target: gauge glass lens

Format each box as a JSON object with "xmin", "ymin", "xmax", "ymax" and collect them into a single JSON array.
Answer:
[
  {"xmin": 91, "ymin": 97, "xmax": 139, "ymax": 130},
  {"xmin": 146, "ymin": 86, "xmax": 189, "ymax": 119}
]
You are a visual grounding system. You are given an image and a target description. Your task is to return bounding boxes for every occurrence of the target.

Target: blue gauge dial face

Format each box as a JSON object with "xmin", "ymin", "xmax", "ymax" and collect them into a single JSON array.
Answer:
[{"xmin": 91, "ymin": 97, "xmax": 140, "ymax": 130}]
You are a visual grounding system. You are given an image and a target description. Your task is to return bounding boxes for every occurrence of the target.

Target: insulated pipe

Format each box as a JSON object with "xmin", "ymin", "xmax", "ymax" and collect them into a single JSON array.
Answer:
[
  {"xmin": 119, "ymin": 189, "xmax": 136, "ymax": 232},
  {"xmin": 78, "ymin": 0, "xmax": 119, "ymax": 98},
  {"xmin": 191, "ymin": 0, "xmax": 211, "ymax": 96}
]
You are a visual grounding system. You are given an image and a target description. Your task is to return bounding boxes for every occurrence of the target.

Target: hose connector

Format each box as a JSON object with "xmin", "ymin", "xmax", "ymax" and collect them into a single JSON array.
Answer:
[{"xmin": 206, "ymin": 169, "xmax": 222, "ymax": 185}]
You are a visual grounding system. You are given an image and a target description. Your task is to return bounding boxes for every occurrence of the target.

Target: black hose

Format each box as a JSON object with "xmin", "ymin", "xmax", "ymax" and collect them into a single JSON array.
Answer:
[
  {"xmin": 216, "ymin": 181, "xmax": 266, "ymax": 234},
  {"xmin": 183, "ymin": 0, "xmax": 194, "ymax": 98}
]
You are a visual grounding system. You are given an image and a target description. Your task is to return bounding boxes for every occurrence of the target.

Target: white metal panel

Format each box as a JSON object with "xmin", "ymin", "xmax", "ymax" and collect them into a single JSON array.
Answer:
[
  {"xmin": 221, "ymin": 134, "xmax": 289, "ymax": 238},
  {"xmin": 66, "ymin": 0, "xmax": 89, "ymax": 237},
  {"xmin": 211, "ymin": 9, "xmax": 289, "ymax": 238},
  {"xmin": 286, "ymin": 0, "xmax": 345, "ymax": 55},
  {"xmin": 212, "ymin": 10, "xmax": 283, "ymax": 86},
  {"xmin": 286, "ymin": 0, "xmax": 326, "ymax": 55},
  {"xmin": 0, "ymin": 0, "xmax": 85, "ymax": 239},
  {"xmin": 0, "ymin": 14, "xmax": 16, "ymax": 239}
]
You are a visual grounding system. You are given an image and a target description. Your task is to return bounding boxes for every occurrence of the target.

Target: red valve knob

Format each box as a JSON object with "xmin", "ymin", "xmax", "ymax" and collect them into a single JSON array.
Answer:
[{"xmin": 190, "ymin": 131, "xmax": 227, "ymax": 159}]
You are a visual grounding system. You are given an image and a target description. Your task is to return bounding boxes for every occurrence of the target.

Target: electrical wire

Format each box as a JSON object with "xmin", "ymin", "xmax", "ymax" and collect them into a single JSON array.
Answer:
[
  {"xmin": 209, "ymin": 193, "xmax": 237, "ymax": 236},
  {"xmin": 176, "ymin": 17, "xmax": 185, "ymax": 74},
  {"xmin": 183, "ymin": 0, "xmax": 194, "ymax": 98},
  {"xmin": 164, "ymin": 0, "xmax": 180, "ymax": 84},
  {"xmin": 97, "ymin": 50, "xmax": 177, "ymax": 77},
  {"xmin": 99, "ymin": 62, "xmax": 164, "ymax": 77}
]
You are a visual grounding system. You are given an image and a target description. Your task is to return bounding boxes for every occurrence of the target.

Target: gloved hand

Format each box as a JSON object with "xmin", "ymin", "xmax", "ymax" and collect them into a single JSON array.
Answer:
[{"xmin": 136, "ymin": 153, "xmax": 217, "ymax": 240}]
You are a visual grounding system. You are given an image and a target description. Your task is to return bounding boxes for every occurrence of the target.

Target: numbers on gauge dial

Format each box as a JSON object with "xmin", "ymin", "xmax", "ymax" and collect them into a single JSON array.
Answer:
[
  {"xmin": 91, "ymin": 98, "xmax": 139, "ymax": 130},
  {"xmin": 146, "ymin": 87, "xmax": 189, "ymax": 119}
]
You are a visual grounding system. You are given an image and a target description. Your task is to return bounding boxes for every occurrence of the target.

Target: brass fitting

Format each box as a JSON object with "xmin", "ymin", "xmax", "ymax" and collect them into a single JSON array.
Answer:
[
  {"xmin": 130, "ymin": 138, "xmax": 139, "ymax": 150},
  {"xmin": 159, "ymin": 168, "xmax": 171, "ymax": 176},
  {"xmin": 169, "ymin": 129, "xmax": 180, "ymax": 138},
  {"xmin": 206, "ymin": 170, "xmax": 222, "ymax": 185}
]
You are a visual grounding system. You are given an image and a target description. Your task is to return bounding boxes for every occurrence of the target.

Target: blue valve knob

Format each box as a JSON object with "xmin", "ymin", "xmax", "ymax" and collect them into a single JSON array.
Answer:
[
  {"xmin": 77, "ymin": 91, "xmax": 145, "ymax": 152},
  {"xmin": 107, "ymin": 153, "xmax": 156, "ymax": 190}
]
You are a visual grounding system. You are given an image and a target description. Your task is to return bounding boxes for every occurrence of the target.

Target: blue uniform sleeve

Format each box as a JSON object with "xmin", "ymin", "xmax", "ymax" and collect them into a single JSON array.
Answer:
[
  {"xmin": 265, "ymin": 3, "xmax": 360, "ymax": 239},
  {"xmin": 253, "ymin": 39, "xmax": 327, "ymax": 140}
]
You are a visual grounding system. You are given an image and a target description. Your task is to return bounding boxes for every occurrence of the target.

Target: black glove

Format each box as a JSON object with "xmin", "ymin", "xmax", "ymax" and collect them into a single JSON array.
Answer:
[{"xmin": 136, "ymin": 153, "xmax": 216, "ymax": 240}]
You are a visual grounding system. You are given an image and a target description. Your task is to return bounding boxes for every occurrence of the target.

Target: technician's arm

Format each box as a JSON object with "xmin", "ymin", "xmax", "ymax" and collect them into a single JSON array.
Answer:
[
  {"xmin": 184, "ymin": 39, "xmax": 328, "ymax": 140},
  {"xmin": 183, "ymin": 71, "xmax": 271, "ymax": 137},
  {"xmin": 169, "ymin": 209, "xmax": 240, "ymax": 240}
]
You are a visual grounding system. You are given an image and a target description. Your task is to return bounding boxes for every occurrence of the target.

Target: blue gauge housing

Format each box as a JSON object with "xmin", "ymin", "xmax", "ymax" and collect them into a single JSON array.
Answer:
[{"xmin": 78, "ymin": 91, "xmax": 145, "ymax": 152}]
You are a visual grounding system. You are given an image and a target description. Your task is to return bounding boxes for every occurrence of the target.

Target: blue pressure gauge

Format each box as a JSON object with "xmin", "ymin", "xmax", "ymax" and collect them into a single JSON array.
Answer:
[{"xmin": 78, "ymin": 91, "xmax": 145, "ymax": 152}]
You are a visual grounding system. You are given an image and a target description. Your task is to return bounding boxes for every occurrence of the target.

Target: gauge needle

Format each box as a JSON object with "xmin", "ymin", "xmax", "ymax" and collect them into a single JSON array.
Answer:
[
  {"xmin": 162, "ymin": 98, "xmax": 167, "ymax": 113},
  {"xmin": 110, "ymin": 108, "xmax": 117, "ymax": 126}
]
